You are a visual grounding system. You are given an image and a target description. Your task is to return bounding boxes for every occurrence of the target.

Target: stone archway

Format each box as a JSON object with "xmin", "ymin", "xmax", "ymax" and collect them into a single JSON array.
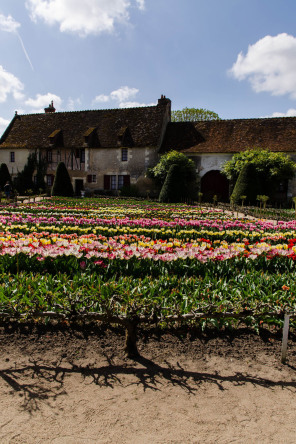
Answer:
[{"xmin": 201, "ymin": 170, "xmax": 229, "ymax": 202}]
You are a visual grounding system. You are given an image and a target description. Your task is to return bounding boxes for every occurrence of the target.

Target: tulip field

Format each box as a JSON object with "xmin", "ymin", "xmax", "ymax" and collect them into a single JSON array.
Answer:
[{"xmin": 0, "ymin": 197, "xmax": 296, "ymax": 351}]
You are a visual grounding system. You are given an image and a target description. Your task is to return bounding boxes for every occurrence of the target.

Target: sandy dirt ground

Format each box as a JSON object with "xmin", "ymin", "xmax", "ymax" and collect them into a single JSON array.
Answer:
[{"xmin": 0, "ymin": 324, "xmax": 296, "ymax": 444}]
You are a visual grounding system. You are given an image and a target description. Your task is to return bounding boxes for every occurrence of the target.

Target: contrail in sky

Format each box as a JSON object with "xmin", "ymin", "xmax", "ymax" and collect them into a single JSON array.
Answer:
[
  {"xmin": 16, "ymin": 32, "xmax": 34, "ymax": 71},
  {"xmin": 0, "ymin": 13, "xmax": 34, "ymax": 71}
]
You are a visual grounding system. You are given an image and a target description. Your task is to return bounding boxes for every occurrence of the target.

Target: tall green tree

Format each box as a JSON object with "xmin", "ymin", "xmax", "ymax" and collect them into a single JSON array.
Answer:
[
  {"xmin": 148, "ymin": 150, "xmax": 198, "ymax": 201},
  {"xmin": 35, "ymin": 155, "xmax": 47, "ymax": 192},
  {"xmin": 171, "ymin": 107, "xmax": 220, "ymax": 122},
  {"xmin": 149, "ymin": 150, "xmax": 196, "ymax": 185},
  {"xmin": 222, "ymin": 148, "xmax": 296, "ymax": 198},
  {"xmin": 51, "ymin": 162, "xmax": 74, "ymax": 197},
  {"xmin": 0, "ymin": 163, "xmax": 12, "ymax": 190},
  {"xmin": 13, "ymin": 153, "xmax": 37, "ymax": 194}
]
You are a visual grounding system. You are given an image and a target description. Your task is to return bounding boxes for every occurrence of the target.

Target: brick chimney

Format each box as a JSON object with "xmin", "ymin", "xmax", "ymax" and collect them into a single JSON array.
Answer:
[
  {"xmin": 44, "ymin": 100, "xmax": 56, "ymax": 113},
  {"xmin": 158, "ymin": 94, "xmax": 171, "ymax": 106},
  {"xmin": 157, "ymin": 94, "xmax": 171, "ymax": 122}
]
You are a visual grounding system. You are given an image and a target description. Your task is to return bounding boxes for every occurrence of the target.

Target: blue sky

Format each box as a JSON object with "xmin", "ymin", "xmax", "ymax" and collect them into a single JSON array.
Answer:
[{"xmin": 1, "ymin": 0, "xmax": 296, "ymax": 135}]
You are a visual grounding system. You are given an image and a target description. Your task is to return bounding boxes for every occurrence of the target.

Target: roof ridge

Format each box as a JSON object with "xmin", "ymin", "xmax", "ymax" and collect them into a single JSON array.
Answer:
[
  {"xmin": 17, "ymin": 104, "xmax": 159, "ymax": 117},
  {"xmin": 195, "ymin": 116, "xmax": 296, "ymax": 122}
]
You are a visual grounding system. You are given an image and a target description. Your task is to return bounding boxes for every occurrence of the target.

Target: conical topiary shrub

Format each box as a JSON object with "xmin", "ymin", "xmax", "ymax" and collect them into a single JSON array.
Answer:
[
  {"xmin": 231, "ymin": 162, "xmax": 261, "ymax": 205},
  {"xmin": 51, "ymin": 162, "xmax": 74, "ymax": 197},
  {"xmin": 159, "ymin": 164, "xmax": 187, "ymax": 203}
]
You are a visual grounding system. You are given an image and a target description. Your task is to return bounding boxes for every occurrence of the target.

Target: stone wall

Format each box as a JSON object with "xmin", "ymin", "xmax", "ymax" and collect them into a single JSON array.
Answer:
[
  {"xmin": 0, "ymin": 149, "xmax": 34, "ymax": 179},
  {"xmin": 83, "ymin": 146, "xmax": 158, "ymax": 191},
  {"xmin": 187, "ymin": 153, "xmax": 232, "ymax": 177}
]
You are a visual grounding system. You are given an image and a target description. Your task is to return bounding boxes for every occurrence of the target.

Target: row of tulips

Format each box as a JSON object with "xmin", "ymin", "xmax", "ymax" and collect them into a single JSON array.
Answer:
[
  {"xmin": 0, "ymin": 208, "xmax": 295, "ymax": 229},
  {"xmin": 0, "ymin": 197, "xmax": 295, "ymax": 333},
  {"xmin": 0, "ymin": 230, "xmax": 296, "ymax": 263}
]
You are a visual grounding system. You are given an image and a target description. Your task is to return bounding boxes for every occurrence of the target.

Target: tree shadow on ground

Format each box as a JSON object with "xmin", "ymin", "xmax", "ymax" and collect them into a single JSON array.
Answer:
[{"xmin": 1, "ymin": 352, "xmax": 296, "ymax": 414}]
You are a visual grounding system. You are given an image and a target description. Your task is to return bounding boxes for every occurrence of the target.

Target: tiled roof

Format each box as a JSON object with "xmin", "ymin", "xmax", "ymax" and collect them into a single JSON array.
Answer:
[
  {"xmin": 0, "ymin": 102, "xmax": 169, "ymax": 149},
  {"xmin": 160, "ymin": 118, "xmax": 296, "ymax": 154}
]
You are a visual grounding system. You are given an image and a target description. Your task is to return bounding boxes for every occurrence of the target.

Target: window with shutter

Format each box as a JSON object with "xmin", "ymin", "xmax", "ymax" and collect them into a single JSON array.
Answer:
[
  {"xmin": 104, "ymin": 175, "xmax": 111, "ymax": 190},
  {"xmin": 46, "ymin": 174, "xmax": 54, "ymax": 186},
  {"xmin": 118, "ymin": 175, "xmax": 124, "ymax": 189}
]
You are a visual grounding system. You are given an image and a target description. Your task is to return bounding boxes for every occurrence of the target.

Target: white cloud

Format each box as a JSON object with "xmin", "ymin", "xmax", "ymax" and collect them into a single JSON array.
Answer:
[
  {"xmin": 25, "ymin": 93, "xmax": 62, "ymax": 112},
  {"xmin": 136, "ymin": 0, "xmax": 145, "ymax": 11},
  {"xmin": 119, "ymin": 100, "xmax": 156, "ymax": 108},
  {"xmin": 93, "ymin": 94, "xmax": 110, "ymax": 103},
  {"xmin": 0, "ymin": 13, "xmax": 20, "ymax": 33},
  {"xmin": 0, "ymin": 66, "xmax": 24, "ymax": 103},
  {"xmin": 93, "ymin": 86, "xmax": 138, "ymax": 104},
  {"xmin": 92, "ymin": 86, "xmax": 156, "ymax": 108},
  {"xmin": 26, "ymin": 0, "xmax": 145, "ymax": 37},
  {"xmin": 230, "ymin": 33, "xmax": 296, "ymax": 98},
  {"xmin": 264, "ymin": 108, "xmax": 296, "ymax": 118},
  {"xmin": 0, "ymin": 117, "xmax": 11, "ymax": 136},
  {"xmin": 67, "ymin": 97, "xmax": 82, "ymax": 110},
  {"xmin": 110, "ymin": 86, "xmax": 139, "ymax": 102}
]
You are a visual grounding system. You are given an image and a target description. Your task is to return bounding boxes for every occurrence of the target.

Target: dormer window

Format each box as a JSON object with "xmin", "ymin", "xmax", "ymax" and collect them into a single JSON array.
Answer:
[
  {"xmin": 48, "ymin": 129, "xmax": 63, "ymax": 147},
  {"xmin": 118, "ymin": 127, "xmax": 133, "ymax": 147},
  {"xmin": 83, "ymin": 127, "xmax": 98, "ymax": 147},
  {"xmin": 121, "ymin": 147, "xmax": 128, "ymax": 161}
]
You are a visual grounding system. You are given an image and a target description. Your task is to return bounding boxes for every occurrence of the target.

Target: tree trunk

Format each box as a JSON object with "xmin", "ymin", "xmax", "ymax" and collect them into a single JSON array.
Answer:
[{"xmin": 125, "ymin": 321, "xmax": 139, "ymax": 358}]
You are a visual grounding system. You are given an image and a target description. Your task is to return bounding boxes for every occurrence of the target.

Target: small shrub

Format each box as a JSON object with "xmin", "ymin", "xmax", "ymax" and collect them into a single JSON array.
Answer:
[{"xmin": 120, "ymin": 185, "xmax": 139, "ymax": 197}]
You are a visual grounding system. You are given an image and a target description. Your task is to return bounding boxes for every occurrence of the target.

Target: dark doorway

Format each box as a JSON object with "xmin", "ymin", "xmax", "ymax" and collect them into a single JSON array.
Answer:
[
  {"xmin": 201, "ymin": 170, "xmax": 229, "ymax": 202},
  {"xmin": 75, "ymin": 179, "xmax": 84, "ymax": 196}
]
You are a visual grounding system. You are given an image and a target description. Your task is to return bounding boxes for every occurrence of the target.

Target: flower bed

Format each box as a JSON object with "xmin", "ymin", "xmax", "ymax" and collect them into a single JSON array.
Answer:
[{"xmin": 0, "ymin": 197, "xmax": 295, "ymax": 354}]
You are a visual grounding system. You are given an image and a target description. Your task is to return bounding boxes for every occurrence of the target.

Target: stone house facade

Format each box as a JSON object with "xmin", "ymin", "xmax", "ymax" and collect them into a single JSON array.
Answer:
[
  {"xmin": 1, "ymin": 96, "xmax": 296, "ymax": 200},
  {"xmin": 0, "ymin": 96, "xmax": 171, "ymax": 195}
]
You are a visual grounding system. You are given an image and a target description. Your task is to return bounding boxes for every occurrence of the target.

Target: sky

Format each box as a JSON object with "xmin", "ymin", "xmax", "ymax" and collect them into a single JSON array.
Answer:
[{"xmin": 1, "ymin": 0, "xmax": 296, "ymax": 135}]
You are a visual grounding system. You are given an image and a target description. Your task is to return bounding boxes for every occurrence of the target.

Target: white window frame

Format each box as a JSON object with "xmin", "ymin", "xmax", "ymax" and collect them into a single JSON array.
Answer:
[
  {"xmin": 121, "ymin": 148, "xmax": 128, "ymax": 161},
  {"xmin": 118, "ymin": 175, "xmax": 124, "ymax": 189},
  {"xmin": 111, "ymin": 175, "xmax": 117, "ymax": 190}
]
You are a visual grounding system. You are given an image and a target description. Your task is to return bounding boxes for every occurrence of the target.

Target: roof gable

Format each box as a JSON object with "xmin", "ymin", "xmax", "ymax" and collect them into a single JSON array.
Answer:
[
  {"xmin": 117, "ymin": 126, "xmax": 134, "ymax": 147},
  {"xmin": 48, "ymin": 129, "xmax": 63, "ymax": 147},
  {"xmin": 83, "ymin": 127, "xmax": 100, "ymax": 147}
]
